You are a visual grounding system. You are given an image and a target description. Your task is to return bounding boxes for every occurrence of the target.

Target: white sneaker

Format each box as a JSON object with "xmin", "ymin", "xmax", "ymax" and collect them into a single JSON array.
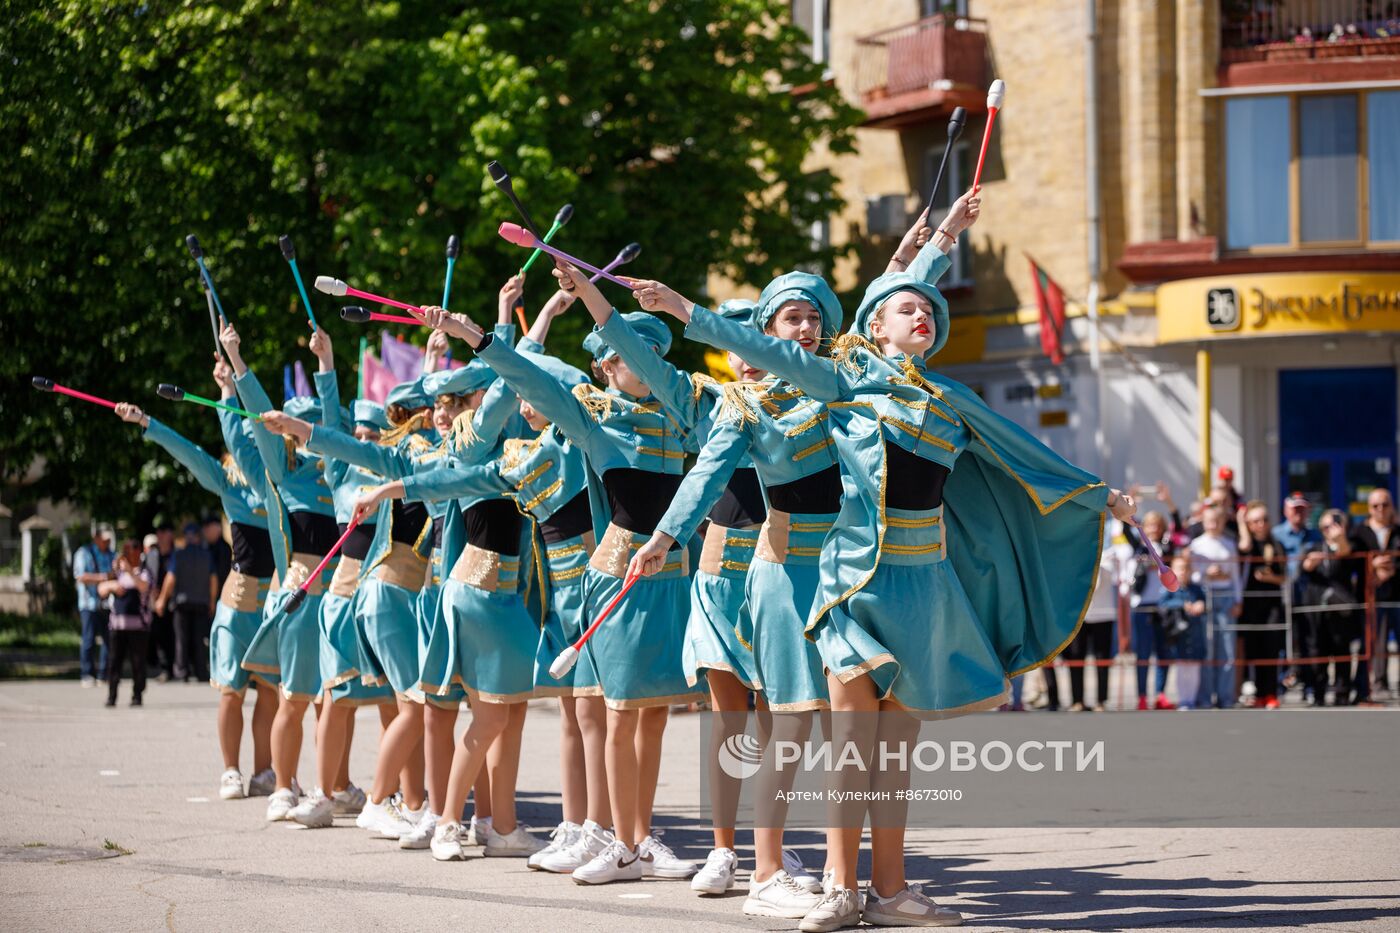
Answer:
[
  {"xmin": 638, "ymin": 832, "xmax": 696, "ymax": 878},
  {"xmin": 746, "ymin": 870, "xmax": 824, "ymax": 918},
  {"xmin": 691, "ymin": 847, "xmax": 738, "ymax": 895},
  {"xmin": 540, "ymin": 820, "xmax": 613, "ymax": 873},
  {"xmin": 528, "ymin": 821, "xmax": 580, "ymax": 870},
  {"xmin": 464, "ymin": 814, "xmax": 492, "ymax": 847},
  {"xmin": 356, "ymin": 796, "xmax": 416, "ymax": 839},
  {"xmin": 571, "ymin": 839, "xmax": 644, "ymax": 885},
  {"xmin": 248, "ymin": 768, "xmax": 276, "ymax": 797},
  {"xmin": 264, "ymin": 787, "xmax": 298, "ymax": 822},
  {"xmin": 81, "ymin": 676, "xmax": 96, "ymax": 688},
  {"xmin": 784, "ymin": 848, "xmax": 823, "ymax": 894},
  {"xmin": 289, "ymin": 791, "xmax": 335, "ymax": 829},
  {"xmin": 485, "ymin": 822, "xmax": 547, "ymax": 857},
  {"xmin": 332, "ymin": 783, "xmax": 366, "ymax": 816},
  {"xmin": 861, "ymin": 884, "xmax": 964, "ymax": 927},
  {"xmin": 399, "ymin": 810, "xmax": 440, "ymax": 850},
  {"xmin": 799, "ymin": 884, "xmax": 861, "ymax": 932},
  {"xmin": 431, "ymin": 820, "xmax": 472, "ymax": 861},
  {"xmin": 821, "ymin": 868, "xmax": 835, "ymax": 895},
  {"xmin": 219, "ymin": 768, "xmax": 246, "ymax": 800}
]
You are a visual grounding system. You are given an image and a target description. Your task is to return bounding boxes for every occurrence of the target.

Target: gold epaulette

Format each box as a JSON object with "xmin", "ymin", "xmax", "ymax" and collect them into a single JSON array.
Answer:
[{"xmin": 572, "ymin": 383, "xmax": 617, "ymax": 421}]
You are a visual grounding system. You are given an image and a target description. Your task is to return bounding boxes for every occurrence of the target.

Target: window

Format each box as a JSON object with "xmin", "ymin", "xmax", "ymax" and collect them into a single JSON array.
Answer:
[
  {"xmin": 1369, "ymin": 91, "xmax": 1400, "ymax": 243},
  {"xmin": 1225, "ymin": 89, "xmax": 1399, "ymax": 250},
  {"xmin": 926, "ymin": 140, "xmax": 973, "ymax": 286},
  {"xmin": 1225, "ymin": 96, "xmax": 1290, "ymax": 248},
  {"xmin": 790, "ymin": 0, "xmax": 829, "ymax": 63}
]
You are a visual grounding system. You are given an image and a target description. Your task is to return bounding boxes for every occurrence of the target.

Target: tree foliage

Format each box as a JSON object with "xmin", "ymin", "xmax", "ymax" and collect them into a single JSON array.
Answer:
[{"xmin": 0, "ymin": 0, "xmax": 858, "ymax": 527}]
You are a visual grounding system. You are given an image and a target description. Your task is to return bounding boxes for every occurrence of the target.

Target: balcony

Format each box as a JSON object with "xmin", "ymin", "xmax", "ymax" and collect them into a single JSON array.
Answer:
[
  {"xmin": 855, "ymin": 14, "xmax": 989, "ymax": 130},
  {"xmin": 1221, "ymin": 0, "xmax": 1400, "ymax": 85}
]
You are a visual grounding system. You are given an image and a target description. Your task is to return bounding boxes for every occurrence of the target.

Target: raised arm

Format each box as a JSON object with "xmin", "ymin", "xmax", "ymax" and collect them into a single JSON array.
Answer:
[
  {"xmin": 220, "ymin": 323, "xmax": 294, "ymax": 484},
  {"xmin": 119, "ymin": 406, "xmax": 229, "ymax": 498},
  {"xmin": 523, "ymin": 289, "xmax": 576, "ymax": 351},
  {"xmin": 654, "ymin": 419, "xmax": 752, "ymax": 547},
  {"xmin": 594, "ymin": 308, "xmax": 702, "ymax": 433},
  {"xmin": 310, "ymin": 328, "xmax": 342, "ymax": 434},
  {"xmin": 446, "ymin": 377, "xmax": 520, "ymax": 464},
  {"xmin": 214, "ymin": 358, "xmax": 265, "ymax": 483},
  {"xmin": 421, "ymin": 307, "xmax": 598, "ymax": 447},
  {"xmin": 683, "ymin": 305, "xmax": 850, "ymax": 402},
  {"xmin": 403, "ymin": 463, "xmax": 512, "ymax": 504}
]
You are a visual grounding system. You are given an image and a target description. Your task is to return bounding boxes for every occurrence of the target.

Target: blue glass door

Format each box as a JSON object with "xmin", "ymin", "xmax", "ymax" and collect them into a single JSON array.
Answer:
[{"xmin": 1279, "ymin": 368, "xmax": 1396, "ymax": 519}]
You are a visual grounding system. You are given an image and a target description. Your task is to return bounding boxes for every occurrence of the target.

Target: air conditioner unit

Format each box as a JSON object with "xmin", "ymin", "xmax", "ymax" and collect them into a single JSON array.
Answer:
[{"xmin": 866, "ymin": 194, "xmax": 910, "ymax": 237}]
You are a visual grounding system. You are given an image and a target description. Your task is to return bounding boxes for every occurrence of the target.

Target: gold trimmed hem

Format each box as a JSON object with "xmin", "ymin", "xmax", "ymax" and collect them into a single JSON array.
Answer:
[
  {"xmin": 279, "ymin": 686, "xmax": 318, "ymax": 703},
  {"xmin": 248, "ymin": 673, "xmax": 279, "ymax": 691},
  {"xmin": 831, "ymin": 652, "xmax": 899, "ymax": 684},
  {"xmin": 891, "ymin": 684, "xmax": 1012, "ymax": 719},
  {"xmin": 420, "ymin": 692, "xmax": 464, "ymax": 710},
  {"xmin": 330, "ymin": 694, "xmax": 395, "ymax": 708},
  {"xmin": 322, "ymin": 667, "xmax": 361, "ymax": 690},
  {"xmin": 604, "ymin": 690, "xmax": 707, "ymax": 711},
  {"xmin": 691, "ymin": 661, "xmax": 761, "ymax": 691},
  {"xmin": 241, "ymin": 660, "xmax": 281, "ymax": 675},
  {"xmin": 360, "ymin": 673, "xmax": 389, "ymax": 688},
  {"xmin": 569, "ymin": 685, "xmax": 606, "ymax": 698},
  {"xmin": 532, "ymin": 685, "xmax": 577, "ymax": 699},
  {"xmin": 211, "ymin": 680, "xmax": 248, "ymax": 697}
]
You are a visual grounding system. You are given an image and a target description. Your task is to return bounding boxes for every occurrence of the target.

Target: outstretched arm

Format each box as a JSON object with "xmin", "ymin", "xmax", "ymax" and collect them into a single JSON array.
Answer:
[
  {"xmin": 522, "ymin": 289, "xmax": 576, "ymax": 351},
  {"xmin": 117, "ymin": 404, "xmax": 228, "ymax": 498},
  {"xmin": 421, "ymin": 307, "xmax": 597, "ymax": 446}
]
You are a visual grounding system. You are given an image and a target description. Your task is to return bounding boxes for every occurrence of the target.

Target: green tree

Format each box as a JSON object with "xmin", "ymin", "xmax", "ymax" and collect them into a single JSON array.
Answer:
[{"xmin": 0, "ymin": 0, "xmax": 858, "ymax": 526}]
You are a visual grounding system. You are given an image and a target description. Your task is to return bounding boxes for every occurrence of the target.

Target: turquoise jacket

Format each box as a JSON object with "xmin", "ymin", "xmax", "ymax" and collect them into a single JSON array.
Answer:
[
  {"xmin": 682, "ymin": 250, "xmax": 1109, "ymax": 675},
  {"xmin": 314, "ymin": 370, "xmax": 386, "ymax": 524},
  {"xmin": 142, "ymin": 415, "xmax": 267, "ymax": 529},
  {"xmin": 653, "ymin": 375, "xmax": 838, "ymax": 547},
  {"xmin": 476, "ymin": 333, "xmax": 688, "ymax": 541},
  {"xmin": 233, "ymin": 369, "xmax": 335, "ymax": 578},
  {"xmin": 306, "ymin": 370, "xmax": 519, "ymax": 582}
]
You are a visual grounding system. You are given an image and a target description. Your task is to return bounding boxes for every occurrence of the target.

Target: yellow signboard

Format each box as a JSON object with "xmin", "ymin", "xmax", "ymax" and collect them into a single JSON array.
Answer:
[{"xmin": 1156, "ymin": 272, "xmax": 1400, "ymax": 344}]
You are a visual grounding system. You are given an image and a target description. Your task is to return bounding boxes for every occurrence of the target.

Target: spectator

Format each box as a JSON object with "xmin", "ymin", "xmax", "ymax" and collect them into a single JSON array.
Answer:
[
  {"xmin": 1188, "ymin": 505, "xmax": 1243, "ymax": 708},
  {"xmin": 1158, "ymin": 553, "xmax": 1207, "ymax": 710},
  {"xmin": 1302, "ymin": 510, "xmax": 1368, "ymax": 706},
  {"xmin": 72, "ymin": 524, "xmax": 115, "ymax": 687},
  {"xmin": 144, "ymin": 524, "xmax": 176, "ymax": 681},
  {"xmin": 153, "ymin": 523, "xmax": 217, "ymax": 683},
  {"xmin": 1063, "ymin": 522, "xmax": 1130, "ymax": 711},
  {"xmin": 1237, "ymin": 500, "xmax": 1287, "ymax": 709},
  {"xmin": 1127, "ymin": 510, "xmax": 1177, "ymax": 710},
  {"xmin": 98, "ymin": 538, "xmax": 152, "ymax": 707},
  {"xmin": 1349, "ymin": 487, "xmax": 1399, "ymax": 700},
  {"xmin": 1188, "ymin": 472, "xmax": 1241, "ymax": 539},
  {"xmin": 1274, "ymin": 492, "xmax": 1322, "ymax": 697}
]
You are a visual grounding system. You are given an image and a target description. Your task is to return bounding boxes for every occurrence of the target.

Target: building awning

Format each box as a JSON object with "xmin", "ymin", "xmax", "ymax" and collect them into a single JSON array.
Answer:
[{"xmin": 1153, "ymin": 271, "xmax": 1400, "ymax": 344}]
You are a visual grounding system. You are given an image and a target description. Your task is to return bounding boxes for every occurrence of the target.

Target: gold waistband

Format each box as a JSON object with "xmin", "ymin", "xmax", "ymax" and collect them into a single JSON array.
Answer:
[
  {"xmin": 449, "ymin": 544, "xmax": 520, "ymax": 592},
  {"xmin": 283, "ymin": 552, "xmax": 326, "ymax": 596},
  {"xmin": 329, "ymin": 557, "xmax": 362, "ymax": 598},
  {"xmin": 590, "ymin": 522, "xmax": 690, "ymax": 579},
  {"xmin": 220, "ymin": 570, "xmax": 267, "ymax": 613},
  {"xmin": 699, "ymin": 522, "xmax": 759, "ymax": 576},
  {"xmin": 373, "ymin": 543, "xmax": 429, "ymax": 592},
  {"xmin": 756, "ymin": 509, "xmax": 831, "ymax": 565}
]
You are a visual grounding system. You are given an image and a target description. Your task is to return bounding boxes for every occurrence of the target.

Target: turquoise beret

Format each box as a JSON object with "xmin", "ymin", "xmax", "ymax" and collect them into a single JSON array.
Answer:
[
  {"xmin": 583, "ymin": 311, "xmax": 673, "ymax": 362},
  {"xmin": 717, "ymin": 299, "xmax": 757, "ymax": 327},
  {"xmin": 422, "ymin": 358, "xmax": 496, "ymax": 397},
  {"xmin": 386, "ymin": 378, "xmax": 431, "ymax": 411},
  {"xmin": 851, "ymin": 272, "xmax": 950, "ymax": 359},
  {"xmin": 754, "ymin": 272, "xmax": 843, "ymax": 337},
  {"xmin": 351, "ymin": 400, "xmax": 390, "ymax": 430}
]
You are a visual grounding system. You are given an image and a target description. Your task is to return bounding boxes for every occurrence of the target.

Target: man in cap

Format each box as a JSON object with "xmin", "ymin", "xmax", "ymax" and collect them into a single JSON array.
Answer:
[
  {"xmin": 153, "ymin": 523, "xmax": 218, "ymax": 683},
  {"xmin": 73, "ymin": 523, "xmax": 115, "ymax": 687}
]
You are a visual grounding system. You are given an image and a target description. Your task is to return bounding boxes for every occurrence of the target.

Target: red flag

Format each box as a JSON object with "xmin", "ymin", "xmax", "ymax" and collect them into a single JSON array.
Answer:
[
  {"xmin": 359, "ymin": 348, "xmax": 397, "ymax": 404},
  {"xmin": 1027, "ymin": 255, "xmax": 1067, "ymax": 365}
]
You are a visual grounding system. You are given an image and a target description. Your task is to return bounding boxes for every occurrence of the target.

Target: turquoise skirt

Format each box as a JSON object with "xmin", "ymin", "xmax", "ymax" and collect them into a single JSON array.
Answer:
[
  {"xmin": 250, "ymin": 589, "xmax": 323, "ymax": 702},
  {"xmin": 535, "ymin": 535, "xmax": 602, "ymax": 697},
  {"xmin": 577, "ymin": 535, "xmax": 704, "ymax": 710},
  {"xmin": 210, "ymin": 597, "xmax": 265, "ymax": 694},
  {"xmin": 428, "ymin": 568, "xmax": 537, "ymax": 704},
  {"xmin": 414, "ymin": 572, "xmax": 462, "ymax": 708},
  {"xmin": 357, "ymin": 576, "xmax": 426, "ymax": 698},
  {"xmin": 684, "ymin": 570, "xmax": 760, "ymax": 691},
  {"xmin": 813, "ymin": 505, "xmax": 1009, "ymax": 716},
  {"xmin": 748, "ymin": 558, "xmax": 830, "ymax": 711}
]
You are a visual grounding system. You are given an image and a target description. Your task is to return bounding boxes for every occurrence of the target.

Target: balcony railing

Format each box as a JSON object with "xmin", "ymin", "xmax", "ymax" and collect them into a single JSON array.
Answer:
[
  {"xmin": 855, "ymin": 14, "xmax": 989, "ymax": 129},
  {"xmin": 1222, "ymin": 0, "xmax": 1400, "ymax": 54}
]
